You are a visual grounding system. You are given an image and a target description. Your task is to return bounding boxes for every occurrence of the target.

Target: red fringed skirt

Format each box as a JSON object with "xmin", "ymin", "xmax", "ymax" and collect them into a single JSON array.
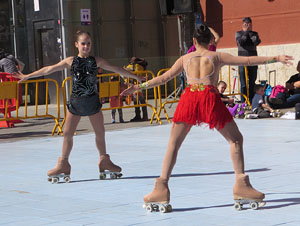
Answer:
[{"xmin": 173, "ymin": 84, "xmax": 233, "ymax": 130}]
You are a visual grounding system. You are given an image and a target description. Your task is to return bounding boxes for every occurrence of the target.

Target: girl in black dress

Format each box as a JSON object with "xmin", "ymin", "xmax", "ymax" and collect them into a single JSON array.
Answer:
[{"xmin": 14, "ymin": 31, "xmax": 143, "ymax": 183}]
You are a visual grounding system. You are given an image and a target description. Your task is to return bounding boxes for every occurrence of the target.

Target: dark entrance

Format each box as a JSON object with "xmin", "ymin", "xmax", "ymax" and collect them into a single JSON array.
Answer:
[
  {"xmin": 33, "ymin": 20, "xmax": 62, "ymax": 104},
  {"xmin": 0, "ymin": 1, "xmax": 12, "ymax": 53}
]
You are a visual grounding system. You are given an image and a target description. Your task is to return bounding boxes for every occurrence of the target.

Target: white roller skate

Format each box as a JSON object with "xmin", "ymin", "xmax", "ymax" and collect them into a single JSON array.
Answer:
[
  {"xmin": 98, "ymin": 154, "xmax": 122, "ymax": 180},
  {"xmin": 233, "ymin": 174, "xmax": 265, "ymax": 210},
  {"xmin": 47, "ymin": 157, "xmax": 71, "ymax": 184},
  {"xmin": 143, "ymin": 178, "xmax": 172, "ymax": 213}
]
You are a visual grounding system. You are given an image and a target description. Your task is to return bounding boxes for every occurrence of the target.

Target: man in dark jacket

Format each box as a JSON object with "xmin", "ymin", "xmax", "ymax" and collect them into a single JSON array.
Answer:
[{"xmin": 236, "ymin": 17, "xmax": 261, "ymax": 103}]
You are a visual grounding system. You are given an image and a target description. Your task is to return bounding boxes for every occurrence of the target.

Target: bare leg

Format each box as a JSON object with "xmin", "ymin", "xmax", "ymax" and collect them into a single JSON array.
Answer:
[
  {"xmin": 217, "ymin": 120, "xmax": 244, "ymax": 174},
  {"xmin": 61, "ymin": 111, "xmax": 81, "ymax": 159},
  {"xmin": 89, "ymin": 111, "xmax": 106, "ymax": 156},
  {"xmin": 218, "ymin": 120, "xmax": 264, "ymax": 201},
  {"xmin": 89, "ymin": 111, "xmax": 121, "ymax": 173},
  {"xmin": 144, "ymin": 122, "xmax": 191, "ymax": 203},
  {"xmin": 47, "ymin": 111, "xmax": 80, "ymax": 178},
  {"xmin": 161, "ymin": 122, "xmax": 191, "ymax": 180}
]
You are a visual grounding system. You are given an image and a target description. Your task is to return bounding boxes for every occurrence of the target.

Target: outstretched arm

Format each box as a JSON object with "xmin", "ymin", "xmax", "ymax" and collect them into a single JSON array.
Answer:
[
  {"xmin": 96, "ymin": 57, "xmax": 144, "ymax": 83},
  {"xmin": 121, "ymin": 57, "xmax": 184, "ymax": 96},
  {"xmin": 219, "ymin": 52, "xmax": 293, "ymax": 67},
  {"xmin": 13, "ymin": 57, "xmax": 73, "ymax": 82}
]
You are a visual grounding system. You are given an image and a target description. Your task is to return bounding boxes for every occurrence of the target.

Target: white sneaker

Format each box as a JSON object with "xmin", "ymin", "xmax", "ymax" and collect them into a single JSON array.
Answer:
[{"xmin": 244, "ymin": 114, "xmax": 258, "ymax": 119}]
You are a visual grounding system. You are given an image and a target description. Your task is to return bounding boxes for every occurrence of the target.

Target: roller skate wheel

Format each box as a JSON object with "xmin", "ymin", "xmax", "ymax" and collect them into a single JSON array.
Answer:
[
  {"xmin": 47, "ymin": 177, "xmax": 52, "ymax": 182},
  {"xmin": 110, "ymin": 173, "xmax": 117, "ymax": 179},
  {"xmin": 146, "ymin": 204, "xmax": 153, "ymax": 212},
  {"xmin": 64, "ymin": 176, "xmax": 70, "ymax": 183},
  {"xmin": 99, "ymin": 173, "xmax": 106, "ymax": 180},
  {"xmin": 166, "ymin": 204, "xmax": 172, "ymax": 212},
  {"xmin": 142, "ymin": 203, "xmax": 146, "ymax": 209},
  {"xmin": 159, "ymin": 205, "xmax": 167, "ymax": 213},
  {"xmin": 233, "ymin": 202, "xmax": 243, "ymax": 211},
  {"xmin": 52, "ymin": 177, "xmax": 59, "ymax": 184},
  {"xmin": 250, "ymin": 201, "xmax": 259, "ymax": 210},
  {"xmin": 259, "ymin": 201, "xmax": 266, "ymax": 207}
]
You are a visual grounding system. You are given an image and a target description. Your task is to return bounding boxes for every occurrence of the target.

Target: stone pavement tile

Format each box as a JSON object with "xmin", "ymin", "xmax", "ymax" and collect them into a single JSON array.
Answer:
[
  {"xmin": 0, "ymin": 215, "xmax": 56, "ymax": 226},
  {"xmin": 1, "ymin": 119, "xmax": 300, "ymax": 225}
]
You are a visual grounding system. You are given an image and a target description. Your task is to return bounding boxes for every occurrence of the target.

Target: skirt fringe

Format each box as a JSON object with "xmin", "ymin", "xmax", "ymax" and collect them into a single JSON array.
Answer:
[{"xmin": 172, "ymin": 85, "xmax": 233, "ymax": 130}]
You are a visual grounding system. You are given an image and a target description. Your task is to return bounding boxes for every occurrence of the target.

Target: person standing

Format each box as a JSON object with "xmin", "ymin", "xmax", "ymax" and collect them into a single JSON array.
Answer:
[
  {"xmin": 121, "ymin": 23, "xmax": 293, "ymax": 212},
  {"xmin": 236, "ymin": 17, "xmax": 261, "ymax": 103},
  {"xmin": 13, "ymin": 31, "xmax": 143, "ymax": 183}
]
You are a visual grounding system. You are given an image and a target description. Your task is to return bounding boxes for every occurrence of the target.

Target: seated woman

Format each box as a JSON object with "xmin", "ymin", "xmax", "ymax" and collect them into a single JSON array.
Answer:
[{"xmin": 269, "ymin": 60, "xmax": 300, "ymax": 109}]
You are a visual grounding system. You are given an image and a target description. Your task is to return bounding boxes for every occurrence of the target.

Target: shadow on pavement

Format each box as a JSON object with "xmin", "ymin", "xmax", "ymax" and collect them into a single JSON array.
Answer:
[
  {"xmin": 0, "ymin": 131, "xmax": 51, "ymax": 139},
  {"xmin": 66, "ymin": 168, "xmax": 270, "ymax": 183}
]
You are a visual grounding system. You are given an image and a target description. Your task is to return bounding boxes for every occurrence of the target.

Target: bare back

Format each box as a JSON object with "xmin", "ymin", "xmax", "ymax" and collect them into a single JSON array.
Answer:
[
  {"xmin": 149, "ymin": 49, "xmax": 276, "ymax": 88},
  {"xmin": 182, "ymin": 50, "xmax": 221, "ymax": 86}
]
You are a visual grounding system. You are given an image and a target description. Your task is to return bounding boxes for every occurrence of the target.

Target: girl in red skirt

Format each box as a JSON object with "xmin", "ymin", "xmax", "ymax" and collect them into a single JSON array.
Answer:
[{"xmin": 122, "ymin": 23, "xmax": 293, "ymax": 212}]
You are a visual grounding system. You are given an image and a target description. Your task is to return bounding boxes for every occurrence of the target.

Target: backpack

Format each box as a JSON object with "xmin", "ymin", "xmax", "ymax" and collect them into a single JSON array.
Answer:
[
  {"xmin": 264, "ymin": 84, "xmax": 272, "ymax": 96},
  {"xmin": 270, "ymin": 85, "xmax": 287, "ymax": 99}
]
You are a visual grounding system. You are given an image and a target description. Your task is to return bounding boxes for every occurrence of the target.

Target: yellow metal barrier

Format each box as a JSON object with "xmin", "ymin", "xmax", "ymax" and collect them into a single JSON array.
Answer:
[
  {"xmin": 60, "ymin": 71, "xmax": 161, "ymax": 132},
  {"xmin": 156, "ymin": 68, "xmax": 181, "ymax": 123},
  {"xmin": 219, "ymin": 66, "xmax": 251, "ymax": 107},
  {"xmin": 156, "ymin": 65, "xmax": 252, "ymax": 124},
  {"xmin": 0, "ymin": 79, "xmax": 61, "ymax": 135}
]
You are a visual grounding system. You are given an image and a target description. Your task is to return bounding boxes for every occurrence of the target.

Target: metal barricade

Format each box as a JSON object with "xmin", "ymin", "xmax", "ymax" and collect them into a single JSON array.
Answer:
[
  {"xmin": 60, "ymin": 71, "xmax": 161, "ymax": 132},
  {"xmin": 219, "ymin": 66, "xmax": 251, "ymax": 107},
  {"xmin": 0, "ymin": 74, "xmax": 61, "ymax": 135},
  {"xmin": 155, "ymin": 68, "xmax": 181, "ymax": 123}
]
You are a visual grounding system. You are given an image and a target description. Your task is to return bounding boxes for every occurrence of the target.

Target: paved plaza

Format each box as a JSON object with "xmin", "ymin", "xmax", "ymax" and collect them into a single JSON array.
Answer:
[{"xmin": 0, "ymin": 119, "xmax": 300, "ymax": 226}]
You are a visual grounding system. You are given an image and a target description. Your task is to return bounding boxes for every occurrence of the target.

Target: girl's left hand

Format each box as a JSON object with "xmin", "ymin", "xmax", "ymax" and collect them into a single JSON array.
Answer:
[{"xmin": 120, "ymin": 84, "xmax": 139, "ymax": 96}]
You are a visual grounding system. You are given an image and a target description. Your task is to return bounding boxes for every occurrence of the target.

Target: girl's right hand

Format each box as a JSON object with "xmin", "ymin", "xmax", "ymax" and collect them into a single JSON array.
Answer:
[
  {"xmin": 12, "ymin": 71, "xmax": 29, "ymax": 83},
  {"xmin": 228, "ymin": 98, "xmax": 234, "ymax": 104}
]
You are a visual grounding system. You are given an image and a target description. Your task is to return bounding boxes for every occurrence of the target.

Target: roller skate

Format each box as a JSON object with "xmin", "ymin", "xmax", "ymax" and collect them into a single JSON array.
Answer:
[
  {"xmin": 233, "ymin": 174, "xmax": 265, "ymax": 211},
  {"xmin": 236, "ymin": 103, "xmax": 246, "ymax": 118},
  {"xmin": 228, "ymin": 104, "xmax": 239, "ymax": 117},
  {"xmin": 98, "ymin": 154, "xmax": 122, "ymax": 180},
  {"xmin": 143, "ymin": 178, "xmax": 172, "ymax": 213},
  {"xmin": 271, "ymin": 110, "xmax": 282, "ymax": 118},
  {"xmin": 47, "ymin": 157, "xmax": 71, "ymax": 184}
]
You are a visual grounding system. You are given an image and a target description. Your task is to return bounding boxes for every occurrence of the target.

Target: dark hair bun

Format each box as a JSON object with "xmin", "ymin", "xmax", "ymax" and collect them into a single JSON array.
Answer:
[
  {"xmin": 199, "ymin": 24, "xmax": 207, "ymax": 33},
  {"xmin": 74, "ymin": 30, "xmax": 91, "ymax": 41},
  {"xmin": 193, "ymin": 23, "xmax": 212, "ymax": 45}
]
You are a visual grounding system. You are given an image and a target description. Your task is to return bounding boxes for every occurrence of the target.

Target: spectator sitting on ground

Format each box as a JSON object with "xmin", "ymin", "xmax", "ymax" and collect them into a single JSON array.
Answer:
[
  {"xmin": 285, "ymin": 60, "xmax": 300, "ymax": 104},
  {"xmin": 217, "ymin": 81, "xmax": 246, "ymax": 118},
  {"xmin": 268, "ymin": 60, "xmax": 300, "ymax": 109},
  {"xmin": 217, "ymin": 81, "xmax": 235, "ymax": 106},
  {"xmin": 252, "ymin": 84, "xmax": 274, "ymax": 118}
]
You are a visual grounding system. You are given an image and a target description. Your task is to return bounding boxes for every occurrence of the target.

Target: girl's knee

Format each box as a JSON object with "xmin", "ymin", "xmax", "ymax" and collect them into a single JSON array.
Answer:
[
  {"xmin": 231, "ymin": 133, "xmax": 243, "ymax": 145},
  {"xmin": 63, "ymin": 130, "xmax": 74, "ymax": 139}
]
